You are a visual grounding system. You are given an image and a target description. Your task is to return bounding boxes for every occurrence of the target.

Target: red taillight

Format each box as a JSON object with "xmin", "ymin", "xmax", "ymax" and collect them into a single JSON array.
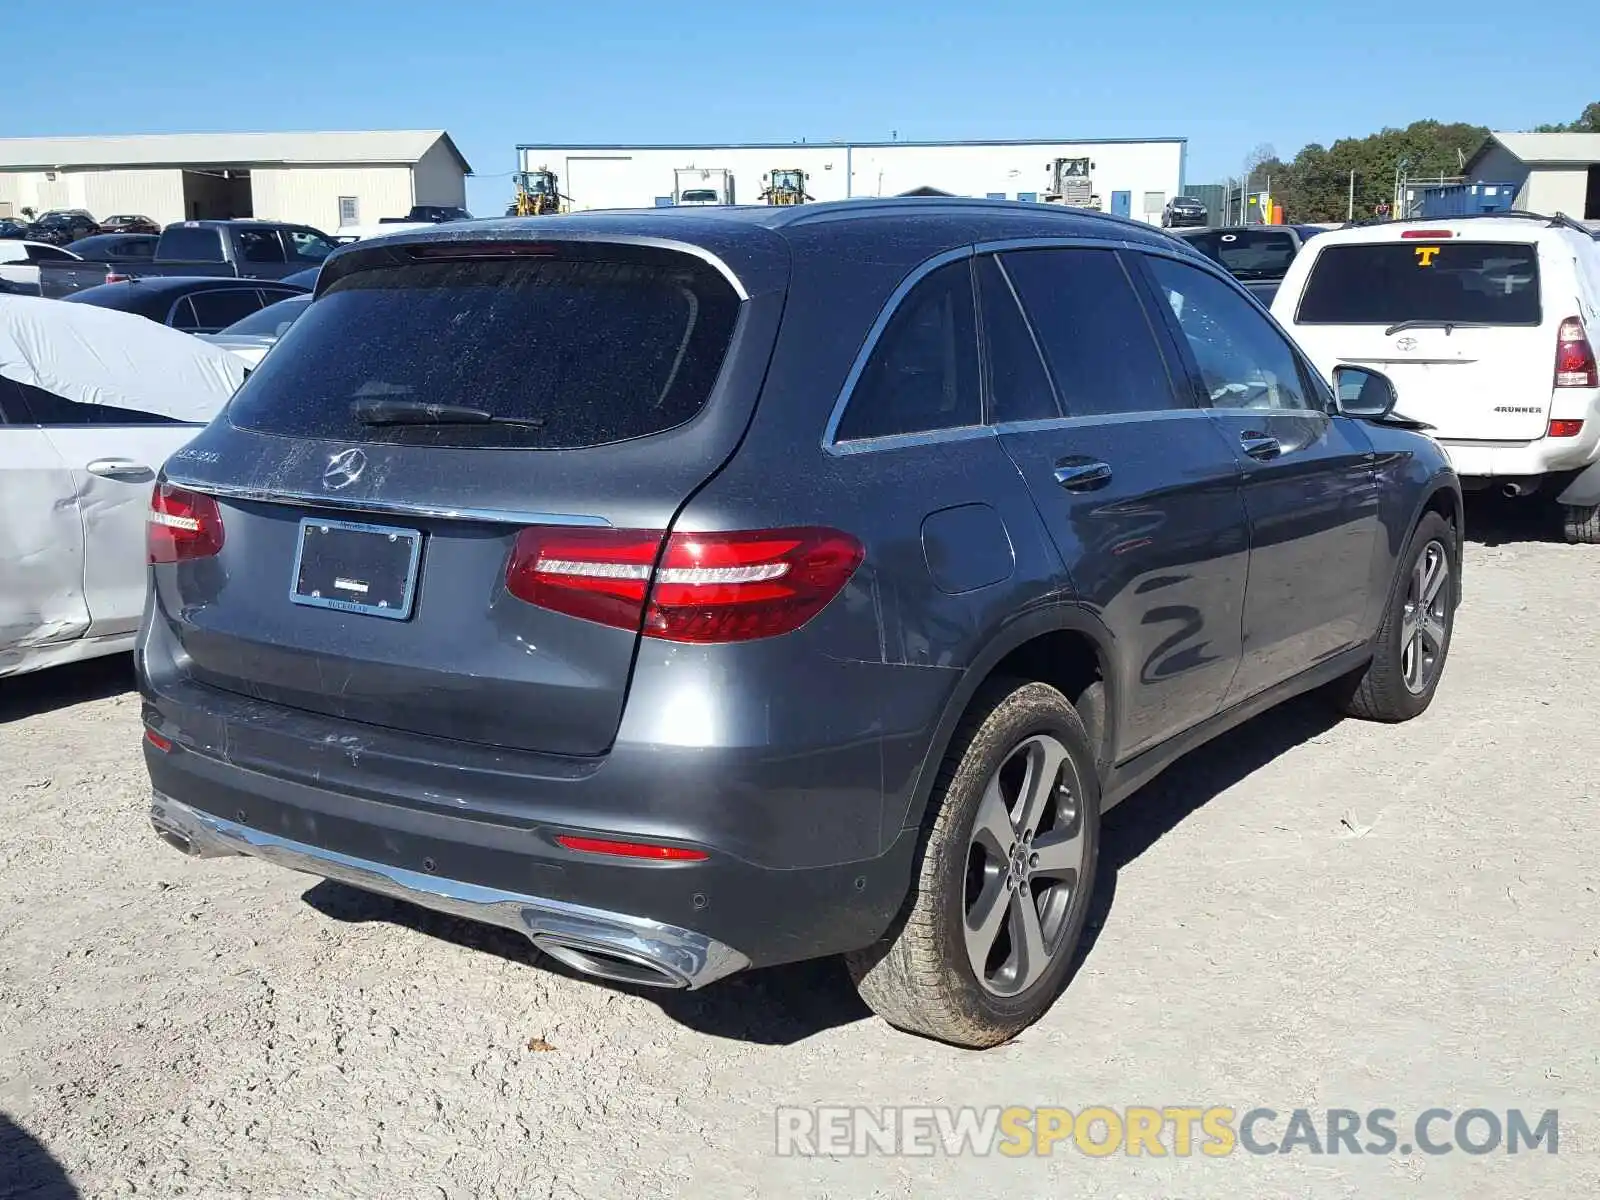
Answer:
[
  {"xmin": 144, "ymin": 728, "xmax": 172, "ymax": 753},
  {"xmin": 554, "ymin": 834, "xmax": 709, "ymax": 861},
  {"xmin": 147, "ymin": 483, "xmax": 225, "ymax": 564},
  {"xmin": 1555, "ymin": 317, "xmax": 1598, "ymax": 389},
  {"xmin": 505, "ymin": 525, "xmax": 864, "ymax": 643},
  {"xmin": 1400, "ymin": 229, "xmax": 1454, "ymax": 239},
  {"xmin": 104, "ymin": 271, "xmax": 130, "ymax": 284},
  {"xmin": 1548, "ymin": 419, "xmax": 1585, "ymax": 438}
]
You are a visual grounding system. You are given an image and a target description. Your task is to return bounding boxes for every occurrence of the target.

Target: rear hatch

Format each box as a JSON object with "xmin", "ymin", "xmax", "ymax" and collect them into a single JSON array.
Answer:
[
  {"xmin": 154, "ymin": 235, "xmax": 774, "ymax": 756},
  {"xmin": 1287, "ymin": 238, "xmax": 1551, "ymax": 440}
]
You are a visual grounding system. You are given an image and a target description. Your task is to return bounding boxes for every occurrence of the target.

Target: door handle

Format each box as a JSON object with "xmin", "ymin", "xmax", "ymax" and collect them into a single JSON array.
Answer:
[
  {"xmin": 1239, "ymin": 432, "xmax": 1282, "ymax": 461},
  {"xmin": 1053, "ymin": 460, "xmax": 1113, "ymax": 491},
  {"xmin": 85, "ymin": 457, "xmax": 152, "ymax": 479}
]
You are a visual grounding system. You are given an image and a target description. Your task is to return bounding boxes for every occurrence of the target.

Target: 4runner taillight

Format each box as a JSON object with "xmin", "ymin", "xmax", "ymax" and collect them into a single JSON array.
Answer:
[
  {"xmin": 1555, "ymin": 317, "xmax": 1598, "ymax": 389},
  {"xmin": 148, "ymin": 484, "xmax": 225, "ymax": 564},
  {"xmin": 505, "ymin": 526, "xmax": 864, "ymax": 643}
]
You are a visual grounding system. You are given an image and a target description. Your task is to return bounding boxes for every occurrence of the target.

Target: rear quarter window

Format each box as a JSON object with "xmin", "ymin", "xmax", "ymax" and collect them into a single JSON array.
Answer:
[
  {"xmin": 225, "ymin": 249, "xmax": 742, "ymax": 449},
  {"xmin": 1296, "ymin": 241, "xmax": 1542, "ymax": 326}
]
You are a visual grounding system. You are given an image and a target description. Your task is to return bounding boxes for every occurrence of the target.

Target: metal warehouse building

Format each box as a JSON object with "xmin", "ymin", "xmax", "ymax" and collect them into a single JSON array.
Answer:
[
  {"xmin": 0, "ymin": 130, "xmax": 471, "ymax": 234},
  {"xmin": 516, "ymin": 137, "xmax": 1187, "ymax": 223},
  {"xmin": 1466, "ymin": 132, "xmax": 1600, "ymax": 219}
]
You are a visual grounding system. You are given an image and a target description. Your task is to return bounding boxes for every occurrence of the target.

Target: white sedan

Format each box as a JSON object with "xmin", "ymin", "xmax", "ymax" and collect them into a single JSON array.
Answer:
[
  {"xmin": 0, "ymin": 240, "xmax": 82, "ymax": 295},
  {"xmin": 1, "ymin": 294, "xmax": 246, "ymax": 677}
]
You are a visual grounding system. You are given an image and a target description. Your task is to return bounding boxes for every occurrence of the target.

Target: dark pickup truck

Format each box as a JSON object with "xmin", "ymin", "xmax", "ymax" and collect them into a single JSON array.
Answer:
[{"xmin": 38, "ymin": 219, "xmax": 339, "ymax": 299}]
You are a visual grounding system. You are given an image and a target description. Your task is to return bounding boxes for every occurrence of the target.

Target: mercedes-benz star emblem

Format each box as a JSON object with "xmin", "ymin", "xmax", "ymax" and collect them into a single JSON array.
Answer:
[
  {"xmin": 1395, "ymin": 337, "xmax": 1418, "ymax": 352},
  {"xmin": 322, "ymin": 448, "xmax": 367, "ymax": 490}
]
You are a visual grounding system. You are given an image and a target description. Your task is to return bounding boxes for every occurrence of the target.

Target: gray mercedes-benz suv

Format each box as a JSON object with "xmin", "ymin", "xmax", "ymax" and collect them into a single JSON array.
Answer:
[{"xmin": 140, "ymin": 200, "xmax": 1461, "ymax": 1048}]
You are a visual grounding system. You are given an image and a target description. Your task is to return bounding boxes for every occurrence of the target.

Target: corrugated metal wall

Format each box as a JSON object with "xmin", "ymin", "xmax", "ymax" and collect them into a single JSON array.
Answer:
[
  {"xmin": 250, "ymin": 166, "xmax": 415, "ymax": 232},
  {"xmin": 73, "ymin": 169, "xmax": 186, "ymax": 223}
]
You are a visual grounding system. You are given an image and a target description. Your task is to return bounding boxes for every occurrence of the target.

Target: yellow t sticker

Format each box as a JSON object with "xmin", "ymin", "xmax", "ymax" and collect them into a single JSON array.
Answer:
[{"xmin": 1415, "ymin": 246, "xmax": 1440, "ymax": 266}]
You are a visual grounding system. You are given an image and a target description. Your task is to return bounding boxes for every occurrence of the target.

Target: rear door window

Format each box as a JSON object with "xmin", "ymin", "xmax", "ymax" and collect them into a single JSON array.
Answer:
[
  {"xmin": 236, "ymin": 229, "xmax": 287, "ymax": 264},
  {"xmin": 833, "ymin": 260, "xmax": 981, "ymax": 442},
  {"xmin": 1002, "ymin": 248, "xmax": 1184, "ymax": 418},
  {"xmin": 1296, "ymin": 241, "xmax": 1542, "ymax": 326},
  {"xmin": 226, "ymin": 249, "xmax": 743, "ymax": 449}
]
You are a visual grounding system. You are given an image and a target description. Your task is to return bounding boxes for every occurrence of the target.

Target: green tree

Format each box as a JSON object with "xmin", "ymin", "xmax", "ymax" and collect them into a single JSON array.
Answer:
[
  {"xmin": 1248, "ymin": 119, "xmax": 1489, "ymax": 222},
  {"xmin": 1536, "ymin": 101, "xmax": 1600, "ymax": 132}
]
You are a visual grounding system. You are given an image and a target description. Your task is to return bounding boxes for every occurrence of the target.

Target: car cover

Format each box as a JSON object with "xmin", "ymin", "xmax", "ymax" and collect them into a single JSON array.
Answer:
[{"xmin": 0, "ymin": 293, "xmax": 246, "ymax": 421}]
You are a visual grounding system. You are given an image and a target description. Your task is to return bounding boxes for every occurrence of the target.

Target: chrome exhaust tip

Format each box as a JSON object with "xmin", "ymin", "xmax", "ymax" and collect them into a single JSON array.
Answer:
[{"xmin": 532, "ymin": 936, "xmax": 690, "ymax": 989}]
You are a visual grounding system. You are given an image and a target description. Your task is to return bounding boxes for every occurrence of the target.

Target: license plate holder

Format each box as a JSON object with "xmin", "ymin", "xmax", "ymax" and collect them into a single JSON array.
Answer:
[{"xmin": 290, "ymin": 518, "xmax": 422, "ymax": 620}]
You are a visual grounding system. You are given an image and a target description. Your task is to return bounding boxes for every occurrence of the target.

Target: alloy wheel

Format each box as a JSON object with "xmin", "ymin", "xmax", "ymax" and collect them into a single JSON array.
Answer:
[
  {"xmin": 1401, "ymin": 539, "xmax": 1451, "ymax": 695},
  {"xmin": 963, "ymin": 733, "xmax": 1088, "ymax": 997}
]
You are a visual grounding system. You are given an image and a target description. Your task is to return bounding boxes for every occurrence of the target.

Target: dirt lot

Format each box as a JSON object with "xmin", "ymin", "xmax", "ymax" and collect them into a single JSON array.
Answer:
[{"xmin": 2, "ymin": 500, "xmax": 1597, "ymax": 1200}]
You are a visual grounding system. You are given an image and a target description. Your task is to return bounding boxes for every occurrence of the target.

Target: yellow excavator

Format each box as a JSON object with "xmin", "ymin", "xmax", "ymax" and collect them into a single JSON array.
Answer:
[
  {"xmin": 760, "ymin": 168, "xmax": 812, "ymax": 206},
  {"xmin": 512, "ymin": 167, "xmax": 565, "ymax": 216}
]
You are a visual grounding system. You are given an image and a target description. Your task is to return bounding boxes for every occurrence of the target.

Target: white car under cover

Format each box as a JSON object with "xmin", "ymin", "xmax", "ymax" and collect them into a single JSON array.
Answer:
[{"xmin": 1, "ymin": 295, "xmax": 247, "ymax": 676}]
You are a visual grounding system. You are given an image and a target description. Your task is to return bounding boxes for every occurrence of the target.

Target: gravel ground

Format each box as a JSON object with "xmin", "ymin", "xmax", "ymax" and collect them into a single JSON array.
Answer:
[{"xmin": 3, "ymin": 499, "xmax": 1597, "ymax": 1199}]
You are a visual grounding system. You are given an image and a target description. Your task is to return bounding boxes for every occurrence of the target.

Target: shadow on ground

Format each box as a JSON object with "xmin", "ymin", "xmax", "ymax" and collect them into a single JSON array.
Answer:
[
  {"xmin": 0, "ymin": 654, "xmax": 134, "ymax": 726},
  {"xmin": 0, "ymin": 1112, "xmax": 80, "ymax": 1199},
  {"xmin": 1462, "ymin": 491, "xmax": 1568, "ymax": 546},
  {"xmin": 305, "ymin": 694, "xmax": 1339, "ymax": 1048}
]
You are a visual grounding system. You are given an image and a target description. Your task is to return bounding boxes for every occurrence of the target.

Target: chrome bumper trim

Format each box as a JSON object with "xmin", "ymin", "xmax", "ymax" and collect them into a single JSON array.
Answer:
[{"xmin": 150, "ymin": 792, "xmax": 749, "ymax": 990}]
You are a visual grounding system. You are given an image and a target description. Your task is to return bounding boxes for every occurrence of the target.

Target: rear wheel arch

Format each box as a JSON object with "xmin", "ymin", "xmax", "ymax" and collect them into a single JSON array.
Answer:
[{"xmin": 898, "ymin": 607, "xmax": 1118, "ymax": 837}]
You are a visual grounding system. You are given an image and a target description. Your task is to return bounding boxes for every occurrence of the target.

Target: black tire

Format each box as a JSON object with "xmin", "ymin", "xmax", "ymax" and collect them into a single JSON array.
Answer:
[
  {"xmin": 1337, "ymin": 511, "xmax": 1457, "ymax": 722},
  {"xmin": 1562, "ymin": 503, "xmax": 1600, "ymax": 545},
  {"xmin": 846, "ymin": 678, "xmax": 1101, "ymax": 1048}
]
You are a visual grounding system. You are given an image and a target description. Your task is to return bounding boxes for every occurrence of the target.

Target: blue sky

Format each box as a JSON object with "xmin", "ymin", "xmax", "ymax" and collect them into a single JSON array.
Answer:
[{"xmin": 7, "ymin": 0, "xmax": 1591, "ymax": 216}]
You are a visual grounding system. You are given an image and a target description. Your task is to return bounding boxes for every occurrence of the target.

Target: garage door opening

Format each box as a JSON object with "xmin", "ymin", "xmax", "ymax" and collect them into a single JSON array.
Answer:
[
  {"xmin": 182, "ymin": 169, "xmax": 253, "ymax": 220},
  {"xmin": 1585, "ymin": 165, "xmax": 1600, "ymax": 220}
]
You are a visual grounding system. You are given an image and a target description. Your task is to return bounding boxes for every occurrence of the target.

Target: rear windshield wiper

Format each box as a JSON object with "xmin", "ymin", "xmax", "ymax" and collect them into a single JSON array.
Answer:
[
  {"xmin": 352, "ymin": 400, "xmax": 546, "ymax": 428},
  {"xmin": 1382, "ymin": 320, "xmax": 1492, "ymax": 336}
]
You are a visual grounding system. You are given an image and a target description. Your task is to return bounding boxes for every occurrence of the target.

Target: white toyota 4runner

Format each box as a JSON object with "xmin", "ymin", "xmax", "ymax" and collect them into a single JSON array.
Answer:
[{"xmin": 1272, "ymin": 212, "xmax": 1600, "ymax": 542}]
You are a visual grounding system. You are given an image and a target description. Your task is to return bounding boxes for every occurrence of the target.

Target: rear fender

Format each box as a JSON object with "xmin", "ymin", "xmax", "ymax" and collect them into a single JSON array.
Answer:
[{"xmin": 893, "ymin": 603, "xmax": 1117, "ymax": 836}]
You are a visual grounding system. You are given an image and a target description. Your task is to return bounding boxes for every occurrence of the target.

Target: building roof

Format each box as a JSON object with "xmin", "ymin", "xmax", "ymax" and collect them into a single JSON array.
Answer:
[
  {"xmin": 0, "ymin": 130, "xmax": 471, "ymax": 174},
  {"xmin": 516, "ymin": 136, "xmax": 1186, "ymax": 151},
  {"xmin": 1470, "ymin": 131, "xmax": 1600, "ymax": 169}
]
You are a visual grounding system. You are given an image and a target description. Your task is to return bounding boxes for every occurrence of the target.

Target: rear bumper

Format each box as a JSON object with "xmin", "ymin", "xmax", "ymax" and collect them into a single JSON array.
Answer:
[
  {"xmin": 1439, "ymin": 436, "xmax": 1599, "ymax": 481},
  {"xmin": 151, "ymin": 792, "xmax": 747, "ymax": 989},
  {"xmin": 138, "ymin": 678, "xmax": 924, "ymax": 977}
]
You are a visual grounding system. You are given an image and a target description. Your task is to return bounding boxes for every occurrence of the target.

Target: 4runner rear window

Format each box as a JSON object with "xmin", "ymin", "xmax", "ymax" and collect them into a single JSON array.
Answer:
[
  {"xmin": 1296, "ymin": 241, "xmax": 1541, "ymax": 326},
  {"xmin": 224, "ymin": 252, "xmax": 741, "ymax": 449}
]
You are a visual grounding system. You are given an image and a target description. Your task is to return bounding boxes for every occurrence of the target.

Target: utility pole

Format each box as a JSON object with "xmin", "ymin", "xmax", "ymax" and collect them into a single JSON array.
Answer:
[{"xmin": 1347, "ymin": 169, "xmax": 1355, "ymax": 221}]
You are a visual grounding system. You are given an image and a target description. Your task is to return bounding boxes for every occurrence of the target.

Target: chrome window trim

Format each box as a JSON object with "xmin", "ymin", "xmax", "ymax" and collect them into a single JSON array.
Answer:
[
  {"xmin": 159, "ymin": 477, "xmax": 613, "ymax": 528},
  {"xmin": 820, "ymin": 245, "xmax": 975, "ymax": 454},
  {"xmin": 822, "ymin": 236, "xmax": 1233, "ymax": 456},
  {"xmin": 991, "ymin": 407, "xmax": 1217, "ymax": 436}
]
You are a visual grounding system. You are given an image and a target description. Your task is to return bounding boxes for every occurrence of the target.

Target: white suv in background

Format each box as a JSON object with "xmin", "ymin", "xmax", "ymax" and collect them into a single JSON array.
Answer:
[{"xmin": 1272, "ymin": 213, "xmax": 1600, "ymax": 542}]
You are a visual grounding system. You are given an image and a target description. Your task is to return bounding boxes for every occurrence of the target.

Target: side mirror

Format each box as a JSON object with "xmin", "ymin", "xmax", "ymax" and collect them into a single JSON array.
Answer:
[{"xmin": 1332, "ymin": 365, "xmax": 1398, "ymax": 420}]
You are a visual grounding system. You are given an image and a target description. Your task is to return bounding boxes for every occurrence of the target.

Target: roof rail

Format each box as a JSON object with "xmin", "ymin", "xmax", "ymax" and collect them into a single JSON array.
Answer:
[{"xmin": 1339, "ymin": 209, "xmax": 1591, "ymax": 233}]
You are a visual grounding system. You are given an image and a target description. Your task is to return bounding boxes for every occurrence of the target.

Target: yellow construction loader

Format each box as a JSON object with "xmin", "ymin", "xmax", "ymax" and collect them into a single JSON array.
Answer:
[
  {"xmin": 512, "ymin": 168, "xmax": 565, "ymax": 217},
  {"xmin": 760, "ymin": 168, "xmax": 811, "ymax": 206}
]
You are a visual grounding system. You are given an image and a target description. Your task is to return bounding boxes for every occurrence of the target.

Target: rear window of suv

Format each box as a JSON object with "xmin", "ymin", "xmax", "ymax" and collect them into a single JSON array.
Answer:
[
  {"xmin": 1181, "ymin": 229, "xmax": 1300, "ymax": 279},
  {"xmin": 224, "ymin": 250, "xmax": 742, "ymax": 449},
  {"xmin": 1296, "ymin": 241, "xmax": 1541, "ymax": 326}
]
